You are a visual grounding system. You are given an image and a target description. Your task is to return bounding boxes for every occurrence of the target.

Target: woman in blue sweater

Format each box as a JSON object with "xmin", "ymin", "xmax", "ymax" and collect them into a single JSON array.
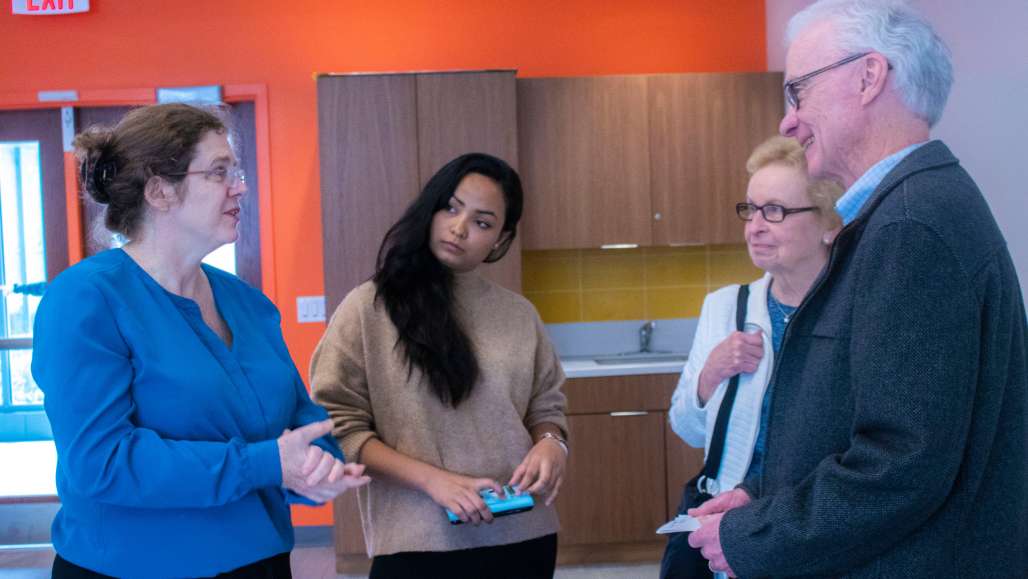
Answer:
[{"xmin": 31, "ymin": 103, "xmax": 369, "ymax": 578}]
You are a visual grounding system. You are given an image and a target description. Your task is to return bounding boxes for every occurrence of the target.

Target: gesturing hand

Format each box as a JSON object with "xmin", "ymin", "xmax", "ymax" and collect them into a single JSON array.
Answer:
[
  {"xmin": 509, "ymin": 438, "xmax": 566, "ymax": 506},
  {"xmin": 423, "ymin": 470, "xmax": 503, "ymax": 526},
  {"xmin": 277, "ymin": 420, "xmax": 370, "ymax": 502},
  {"xmin": 697, "ymin": 331, "xmax": 764, "ymax": 404},
  {"xmin": 295, "ymin": 459, "xmax": 371, "ymax": 503}
]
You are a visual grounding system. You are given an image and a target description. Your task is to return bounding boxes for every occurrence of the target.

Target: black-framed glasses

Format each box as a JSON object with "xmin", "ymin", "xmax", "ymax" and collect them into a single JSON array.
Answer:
[
  {"xmin": 784, "ymin": 51, "xmax": 871, "ymax": 110},
  {"xmin": 736, "ymin": 202, "xmax": 818, "ymax": 223},
  {"xmin": 166, "ymin": 166, "xmax": 246, "ymax": 188}
]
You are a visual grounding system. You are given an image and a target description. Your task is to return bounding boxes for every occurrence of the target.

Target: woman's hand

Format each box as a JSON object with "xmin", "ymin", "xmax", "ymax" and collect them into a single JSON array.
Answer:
[
  {"xmin": 296, "ymin": 458, "xmax": 371, "ymax": 503},
  {"xmin": 509, "ymin": 437, "xmax": 567, "ymax": 506},
  {"xmin": 422, "ymin": 470, "xmax": 503, "ymax": 525},
  {"xmin": 277, "ymin": 420, "xmax": 371, "ymax": 502},
  {"xmin": 697, "ymin": 331, "xmax": 764, "ymax": 405}
]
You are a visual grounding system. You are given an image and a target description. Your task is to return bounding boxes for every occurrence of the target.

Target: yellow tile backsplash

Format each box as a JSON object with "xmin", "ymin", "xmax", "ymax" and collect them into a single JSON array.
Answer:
[{"xmin": 523, "ymin": 245, "xmax": 761, "ymax": 323}]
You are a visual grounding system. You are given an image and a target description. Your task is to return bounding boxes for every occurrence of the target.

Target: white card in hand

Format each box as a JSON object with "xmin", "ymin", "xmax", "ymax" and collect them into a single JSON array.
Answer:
[{"xmin": 656, "ymin": 514, "xmax": 701, "ymax": 534}]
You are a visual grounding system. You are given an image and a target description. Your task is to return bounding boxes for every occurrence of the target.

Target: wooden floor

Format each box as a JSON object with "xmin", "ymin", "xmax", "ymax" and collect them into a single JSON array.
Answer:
[{"xmin": 0, "ymin": 545, "xmax": 659, "ymax": 578}]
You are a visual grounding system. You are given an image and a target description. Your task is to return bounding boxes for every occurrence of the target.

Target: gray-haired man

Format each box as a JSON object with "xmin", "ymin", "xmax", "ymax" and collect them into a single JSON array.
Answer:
[{"xmin": 688, "ymin": 1, "xmax": 1027, "ymax": 577}]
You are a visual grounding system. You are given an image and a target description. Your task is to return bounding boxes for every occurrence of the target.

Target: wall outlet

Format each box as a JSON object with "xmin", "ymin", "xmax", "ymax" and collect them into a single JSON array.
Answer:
[{"xmin": 296, "ymin": 295, "xmax": 326, "ymax": 323}]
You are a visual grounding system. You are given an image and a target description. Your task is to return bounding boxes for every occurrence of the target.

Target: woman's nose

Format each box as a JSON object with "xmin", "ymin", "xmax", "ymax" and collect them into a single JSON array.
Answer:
[
  {"xmin": 450, "ymin": 219, "xmax": 468, "ymax": 239},
  {"xmin": 746, "ymin": 211, "xmax": 770, "ymax": 235}
]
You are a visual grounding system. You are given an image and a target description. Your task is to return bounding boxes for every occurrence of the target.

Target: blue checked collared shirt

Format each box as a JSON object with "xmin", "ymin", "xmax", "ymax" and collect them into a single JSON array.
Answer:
[{"xmin": 835, "ymin": 142, "xmax": 927, "ymax": 225}]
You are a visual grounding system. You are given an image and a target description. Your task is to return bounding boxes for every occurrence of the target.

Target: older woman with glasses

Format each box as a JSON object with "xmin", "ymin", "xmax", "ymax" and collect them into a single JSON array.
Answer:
[
  {"xmin": 32, "ymin": 104, "xmax": 369, "ymax": 579},
  {"xmin": 661, "ymin": 136, "xmax": 842, "ymax": 579}
]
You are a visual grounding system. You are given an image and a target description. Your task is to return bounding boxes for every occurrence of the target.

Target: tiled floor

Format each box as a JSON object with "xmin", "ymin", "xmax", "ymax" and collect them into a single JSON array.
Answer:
[{"xmin": 0, "ymin": 545, "xmax": 659, "ymax": 578}]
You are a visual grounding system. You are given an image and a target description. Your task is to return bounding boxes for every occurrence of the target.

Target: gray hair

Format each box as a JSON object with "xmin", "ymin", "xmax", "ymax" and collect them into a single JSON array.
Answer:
[{"xmin": 786, "ymin": 0, "xmax": 953, "ymax": 127}]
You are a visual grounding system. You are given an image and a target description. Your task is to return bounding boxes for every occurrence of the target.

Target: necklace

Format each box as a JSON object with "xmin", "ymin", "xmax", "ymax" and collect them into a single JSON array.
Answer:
[{"xmin": 769, "ymin": 291, "xmax": 796, "ymax": 323}]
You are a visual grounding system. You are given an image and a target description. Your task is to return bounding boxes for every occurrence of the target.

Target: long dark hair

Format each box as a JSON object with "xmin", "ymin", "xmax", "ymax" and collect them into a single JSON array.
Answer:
[{"xmin": 373, "ymin": 153, "xmax": 524, "ymax": 407}]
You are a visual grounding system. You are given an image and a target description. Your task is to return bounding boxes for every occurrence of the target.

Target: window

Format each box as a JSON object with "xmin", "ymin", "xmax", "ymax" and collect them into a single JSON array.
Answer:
[{"xmin": 0, "ymin": 141, "xmax": 51, "ymax": 441}]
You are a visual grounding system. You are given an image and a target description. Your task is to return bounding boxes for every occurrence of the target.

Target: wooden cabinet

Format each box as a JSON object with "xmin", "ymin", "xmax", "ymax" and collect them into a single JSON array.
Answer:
[
  {"xmin": 318, "ymin": 70, "xmax": 521, "ymax": 316},
  {"xmin": 557, "ymin": 373, "xmax": 705, "ymax": 565},
  {"xmin": 650, "ymin": 73, "xmax": 785, "ymax": 245},
  {"xmin": 517, "ymin": 72, "xmax": 784, "ymax": 249},
  {"xmin": 517, "ymin": 77, "xmax": 653, "ymax": 249},
  {"xmin": 558, "ymin": 412, "xmax": 667, "ymax": 546}
]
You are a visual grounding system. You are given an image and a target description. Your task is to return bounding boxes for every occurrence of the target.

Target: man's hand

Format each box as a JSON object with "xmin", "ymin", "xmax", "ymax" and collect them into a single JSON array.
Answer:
[
  {"xmin": 688, "ymin": 512, "xmax": 737, "ymax": 577},
  {"xmin": 688, "ymin": 487, "xmax": 751, "ymax": 517},
  {"xmin": 686, "ymin": 488, "xmax": 751, "ymax": 577}
]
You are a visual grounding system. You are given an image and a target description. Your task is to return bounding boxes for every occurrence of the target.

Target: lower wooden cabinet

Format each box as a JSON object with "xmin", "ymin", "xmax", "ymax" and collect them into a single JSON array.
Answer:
[
  {"xmin": 556, "ymin": 373, "xmax": 705, "ymax": 565},
  {"xmin": 556, "ymin": 412, "xmax": 668, "ymax": 546},
  {"xmin": 329, "ymin": 372, "xmax": 705, "ymax": 572}
]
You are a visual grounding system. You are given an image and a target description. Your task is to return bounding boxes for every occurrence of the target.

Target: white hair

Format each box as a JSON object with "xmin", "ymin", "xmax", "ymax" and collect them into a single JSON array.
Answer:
[{"xmin": 786, "ymin": 0, "xmax": 953, "ymax": 127}]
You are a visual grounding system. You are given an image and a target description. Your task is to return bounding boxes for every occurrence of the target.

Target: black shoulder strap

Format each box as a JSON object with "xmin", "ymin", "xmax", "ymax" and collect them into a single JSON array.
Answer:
[{"xmin": 698, "ymin": 283, "xmax": 750, "ymax": 488}]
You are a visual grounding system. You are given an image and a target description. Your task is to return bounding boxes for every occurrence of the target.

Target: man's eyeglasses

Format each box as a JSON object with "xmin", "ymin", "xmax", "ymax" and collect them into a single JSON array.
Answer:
[
  {"xmin": 736, "ymin": 202, "xmax": 818, "ymax": 223},
  {"xmin": 784, "ymin": 51, "xmax": 872, "ymax": 110},
  {"xmin": 166, "ymin": 166, "xmax": 246, "ymax": 188}
]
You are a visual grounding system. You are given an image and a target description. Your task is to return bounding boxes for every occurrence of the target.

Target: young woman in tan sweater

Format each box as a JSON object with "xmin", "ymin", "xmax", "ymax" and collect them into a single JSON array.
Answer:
[{"xmin": 312, "ymin": 153, "xmax": 569, "ymax": 578}]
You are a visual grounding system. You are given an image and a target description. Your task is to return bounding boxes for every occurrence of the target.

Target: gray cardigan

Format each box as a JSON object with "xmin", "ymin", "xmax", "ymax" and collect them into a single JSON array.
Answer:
[{"xmin": 721, "ymin": 141, "xmax": 1027, "ymax": 578}]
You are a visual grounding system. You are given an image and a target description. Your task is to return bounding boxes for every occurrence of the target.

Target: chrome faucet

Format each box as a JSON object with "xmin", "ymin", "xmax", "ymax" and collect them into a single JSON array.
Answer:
[{"xmin": 639, "ymin": 321, "xmax": 655, "ymax": 353}]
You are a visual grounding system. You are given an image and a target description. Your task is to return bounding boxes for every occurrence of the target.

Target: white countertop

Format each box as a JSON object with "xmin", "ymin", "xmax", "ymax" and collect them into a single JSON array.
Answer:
[{"xmin": 560, "ymin": 357, "xmax": 686, "ymax": 379}]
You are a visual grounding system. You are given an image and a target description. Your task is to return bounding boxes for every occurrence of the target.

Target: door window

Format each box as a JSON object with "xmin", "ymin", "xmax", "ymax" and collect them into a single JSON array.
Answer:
[{"xmin": 0, "ymin": 141, "xmax": 48, "ymax": 438}]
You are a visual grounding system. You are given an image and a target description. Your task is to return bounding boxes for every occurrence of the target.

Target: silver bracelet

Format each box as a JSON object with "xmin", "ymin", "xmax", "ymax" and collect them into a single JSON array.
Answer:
[{"xmin": 538, "ymin": 431, "xmax": 569, "ymax": 455}]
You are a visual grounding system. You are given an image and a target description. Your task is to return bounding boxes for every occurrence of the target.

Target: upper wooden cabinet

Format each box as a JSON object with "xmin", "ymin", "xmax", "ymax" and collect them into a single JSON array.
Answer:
[
  {"xmin": 318, "ymin": 70, "xmax": 521, "ymax": 314},
  {"xmin": 517, "ymin": 76, "xmax": 653, "ymax": 250},
  {"xmin": 517, "ymin": 72, "xmax": 784, "ymax": 249},
  {"xmin": 650, "ymin": 73, "xmax": 785, "ymax": 245}
]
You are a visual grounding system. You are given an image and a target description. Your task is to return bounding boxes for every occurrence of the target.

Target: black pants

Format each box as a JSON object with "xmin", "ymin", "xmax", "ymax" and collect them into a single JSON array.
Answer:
[
  {"xmin": 52, "ymin": 552, "xmax": 292, "ymax": 579},
  {"xmin": 369, "ymin": 533, "xmax": 558, "ymax": 579}
]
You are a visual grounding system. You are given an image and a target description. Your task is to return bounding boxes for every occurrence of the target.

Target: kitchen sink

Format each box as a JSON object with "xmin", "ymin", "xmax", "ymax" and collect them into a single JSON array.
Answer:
[{"xmin": 592, "ymin": 352, "xmax": 688, "ymax": 365}]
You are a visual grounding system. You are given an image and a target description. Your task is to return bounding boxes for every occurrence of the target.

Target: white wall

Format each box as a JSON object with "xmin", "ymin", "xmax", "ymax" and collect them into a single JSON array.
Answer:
[{"xmin": 766, "ymin": 0, "xmax": 1028, "ymax": 288}]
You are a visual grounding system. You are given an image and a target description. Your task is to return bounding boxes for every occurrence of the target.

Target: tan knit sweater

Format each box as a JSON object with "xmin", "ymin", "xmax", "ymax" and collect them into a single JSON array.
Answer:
[{"xmin": 311, "ymin": 273, "xmax": 568, "ymax": 556}]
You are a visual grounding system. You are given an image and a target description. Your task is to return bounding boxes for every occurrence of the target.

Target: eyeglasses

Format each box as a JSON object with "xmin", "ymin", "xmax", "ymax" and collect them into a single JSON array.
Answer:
[
  {"xmin": 166, "ymin": 166, "xmax": 246, "ymax": 188},
  {"xmin": 736, "ymin": 202, "xmax": 818, "ymax": 223},
  {"xmin": 784, "ymin": 51, "xmax": 871, "ymax": 110}
]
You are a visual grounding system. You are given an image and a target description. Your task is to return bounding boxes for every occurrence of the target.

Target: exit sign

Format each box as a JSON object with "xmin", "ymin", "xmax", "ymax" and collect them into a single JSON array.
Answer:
[{"xmin": 12, "ymin": 0, "xmax": 89, "ymax": 14}]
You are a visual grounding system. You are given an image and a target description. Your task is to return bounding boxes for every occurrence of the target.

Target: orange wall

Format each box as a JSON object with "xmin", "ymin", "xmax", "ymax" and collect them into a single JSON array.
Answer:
[{"xmin": 0, "ymin": 0, "xmax": 767, "ymax": 525}]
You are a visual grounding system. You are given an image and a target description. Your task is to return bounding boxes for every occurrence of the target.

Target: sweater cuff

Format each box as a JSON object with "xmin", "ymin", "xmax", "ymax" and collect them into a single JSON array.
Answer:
[
  {"xmin": 694, "ymin": 377, "xmax": 728, "ymax": 410},
  {"xmin": 340, "ymin": 430, "xmax": 377, "ymax": 464},
  {"xmin": 245, "ymin": 438, "xmax": 282, "ymax": 489}
]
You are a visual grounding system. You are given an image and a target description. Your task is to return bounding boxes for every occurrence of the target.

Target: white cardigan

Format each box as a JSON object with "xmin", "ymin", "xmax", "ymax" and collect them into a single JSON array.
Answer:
[{"xmin": 669, "ymin": 273, "xmax": 774, "ymax": 494}]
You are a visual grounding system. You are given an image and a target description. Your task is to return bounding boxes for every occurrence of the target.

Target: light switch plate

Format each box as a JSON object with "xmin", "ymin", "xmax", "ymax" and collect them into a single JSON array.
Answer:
[{"xmin": 296, "ymin": 296, "xmax": 326, "ymax": 323}]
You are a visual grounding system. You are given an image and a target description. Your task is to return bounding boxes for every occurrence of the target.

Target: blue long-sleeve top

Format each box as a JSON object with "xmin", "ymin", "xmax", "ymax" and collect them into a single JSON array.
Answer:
[{"xmin": 31, "ymin": 248, "xmax": 342, "ymax": 578}]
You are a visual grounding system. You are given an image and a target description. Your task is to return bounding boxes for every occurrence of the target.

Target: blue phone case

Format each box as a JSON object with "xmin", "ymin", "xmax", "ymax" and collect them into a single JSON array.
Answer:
[{"xmin": 445, "ymin": 485, "xmax": 535, "ymax": 524}]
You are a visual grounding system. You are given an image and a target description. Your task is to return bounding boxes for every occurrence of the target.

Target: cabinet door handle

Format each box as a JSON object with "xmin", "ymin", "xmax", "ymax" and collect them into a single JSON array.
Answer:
[{"xmin": 609, "ymin": 411, "xmax": 649, "ymax": 417}]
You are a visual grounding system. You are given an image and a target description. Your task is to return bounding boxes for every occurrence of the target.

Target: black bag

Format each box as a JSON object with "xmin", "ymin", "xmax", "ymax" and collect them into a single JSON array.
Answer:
[{"xmin": 660, "ymin": 284, "xmax": 749, "ymax": 579}]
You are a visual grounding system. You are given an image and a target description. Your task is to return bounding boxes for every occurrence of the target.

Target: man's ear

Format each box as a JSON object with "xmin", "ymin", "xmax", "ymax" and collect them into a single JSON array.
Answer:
[
  {"xmin": 143, "ymin": 175, "xmax": 177, "ymax": 212},
  {"xmin": 859, "ymin": 52, "xmax": 891, "ymax": 106}
]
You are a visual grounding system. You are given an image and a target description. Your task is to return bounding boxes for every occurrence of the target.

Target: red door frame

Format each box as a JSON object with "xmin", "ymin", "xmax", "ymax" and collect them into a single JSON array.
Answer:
[{"xmin": 0, "ymin": 85, "xmax": 278, "ymax": 301}]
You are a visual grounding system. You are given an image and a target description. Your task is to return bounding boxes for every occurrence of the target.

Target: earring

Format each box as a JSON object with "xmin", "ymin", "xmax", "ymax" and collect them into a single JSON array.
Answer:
[{"xmin": 822, "ymin": 235, "xmax": 832, "ymax": 245}]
